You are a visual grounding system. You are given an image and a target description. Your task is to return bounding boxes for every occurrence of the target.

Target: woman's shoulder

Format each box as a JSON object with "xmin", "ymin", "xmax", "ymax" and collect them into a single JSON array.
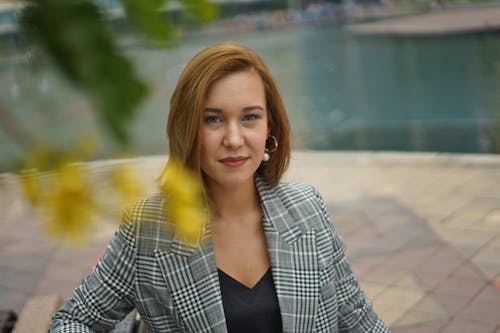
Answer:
[
  {"xmin": 265, "ymin": 181, "xmax": 324, "ymax": 207},
  {"xmin": 124, "ymin": 193, "xmax": 167, "ymax": 219},
  {"xmin": 120, "ymin": 193, "xmax": 176, "ymax": 251},
  {"xmin": 258, "ymin": 179, "xmax": 330, "ymax": 229},
  {"xmin": 275, "ymin": 181, "xmax": 318, "ymax": 195}
]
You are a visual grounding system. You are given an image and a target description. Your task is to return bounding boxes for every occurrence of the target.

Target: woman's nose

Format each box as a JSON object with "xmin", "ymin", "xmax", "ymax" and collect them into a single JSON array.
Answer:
[{"xmin": 223, "ymin": 123, "xmax": 244, "ymax": 148}]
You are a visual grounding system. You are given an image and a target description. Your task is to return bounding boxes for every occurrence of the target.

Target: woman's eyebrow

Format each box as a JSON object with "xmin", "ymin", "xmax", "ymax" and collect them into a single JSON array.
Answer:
[
  {"xmin": 204, "ymin": 106, "xmax": 265, "ymax": 112},
  {"xmin": 204, "ymin": 108, "xmax": 222, "ymax": 113},
  {"xmin": 243, "ymin": 106, "xmax": 265, "ymax": 112}
]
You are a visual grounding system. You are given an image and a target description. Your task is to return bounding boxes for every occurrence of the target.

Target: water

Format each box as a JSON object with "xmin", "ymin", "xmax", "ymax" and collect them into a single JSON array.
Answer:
[{"xmin": 2, "ymin": 23, "xmax": 500, "ymax": 169}]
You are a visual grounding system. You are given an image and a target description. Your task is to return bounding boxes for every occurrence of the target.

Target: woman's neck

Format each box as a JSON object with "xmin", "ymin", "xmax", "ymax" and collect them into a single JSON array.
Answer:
[{"xmin": 206, "ymin": 179, "xmax": 260, "ymax": 221}]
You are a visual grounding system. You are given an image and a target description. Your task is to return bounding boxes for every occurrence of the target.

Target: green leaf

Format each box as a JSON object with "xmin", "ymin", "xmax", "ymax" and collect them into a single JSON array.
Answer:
[
  {"xmin": 19, "ymin": 0, "xmax": 147, "ymax": 146},
  {"xmin": 181, "ymin": 0, "xmax": 219, "ymax": 23},
  {"xmin": 120, "ymin": 0, "xmax": 175, "ymax": 42}
]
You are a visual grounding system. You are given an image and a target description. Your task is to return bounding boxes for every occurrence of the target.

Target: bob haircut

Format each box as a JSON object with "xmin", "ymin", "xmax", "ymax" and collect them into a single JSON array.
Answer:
[{"xmin": 167, "ymin": 41, "xmax": 291, "ymax": 187}]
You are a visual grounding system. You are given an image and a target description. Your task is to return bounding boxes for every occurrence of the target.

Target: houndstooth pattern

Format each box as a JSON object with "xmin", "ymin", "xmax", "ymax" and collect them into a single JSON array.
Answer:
[{"xmin": 49, "ymin": 177, "xmax": 390, "ymax": 333}]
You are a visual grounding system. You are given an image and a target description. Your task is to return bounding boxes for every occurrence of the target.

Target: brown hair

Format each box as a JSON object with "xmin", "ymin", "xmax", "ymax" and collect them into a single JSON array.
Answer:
[{"xmin": 167, "ymin": 41, "xmax": 290, "ymax": 187}]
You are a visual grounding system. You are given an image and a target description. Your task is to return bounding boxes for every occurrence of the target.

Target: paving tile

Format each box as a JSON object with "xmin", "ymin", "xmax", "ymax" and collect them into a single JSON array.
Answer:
[
  {"xmin": 390, "ymin": 320, "xmax": 447, "ymax": 333},
  {"xmin": 392, "ymin": 295, "xmax": 449, "ymax": 327},
  {"xmin": 33, "ymin": 275, "xmax": 80, "ymax": 299},
  {"xmin": 472, "ymin": 244, "xmax": 500, "ymax": 264},
  {"xmin": 471, "ymin": 242, "xmax": 500, "ymax": 280},
  {"xmin": 0, "ymin": 287, "xmax": 29, "ymax": 314},
  {"xmin": 472, "ymin": 284, "xmax": 500, "ymax": 305},
  {"xmin": 440, "ymin": 318, "xmax": 497, "ymax": 333},
  {"xmin": 0, "ymin": 252, "xmax": 52, "ymax": 273},
  {"xmin": 372, "ymin": 211, "xmax": 415, "ymax": 232},
  {"xmin": 0, "ymin": 267, "xmax": 42, "ymax": 293},
  {"xmin": 359, "ymin": 281, "xmax": 387, "ymax": 300},
  {"xmin": 431, "ymin": 292, "xmax": 472, "ymax": 314},
  {"xmin": 391, "ymin": 272, "xmax": 425, "ymax": 290},
  {"xmin": 38, "ymin": 260, "xmax": 92, "ymax": 288},
  {"xmin": 494, "ymin": 279, "xmax": 500, "ymax": 292},
  {"xmin": 362, "ymin": 266, "xmax": 410, "ymax": 286},
  {"xmin": 333, "ymin": 211, "xmax": 369, "ymax": 237},
  {"xmin": 345, "ymin": 240, "xmax": 383, "ymax": 260},
  {"xmin": 450, "ymin": 243, "xmax": 483, "ymax": 260},
  {"xmin": 0, "ymin": 238, "xmax": 57, "ymax": 257},
  {"xmin": 453, "ymin": 262, "xmax": 489, "ymax": 279},
  {"xmin": 472, "ymin": 262, "xmax": 500, "ymax": 281},
  {"xmin": 458, "ymin": 295, "xmax": 500, "ymax": 326},
  {"xmin": 356, "ymin": 197, "xmax": 405, "ymax": 219},
  {"xmin": 433, "ymin": 271, "xmax": 486, "ymax": 298},
  {"xmin": 422, "ymin": 195, "xmax": 472, "ymax": 223},
  {"xmin": 383, "ymin": 246, "xmax": 441, "ymax": 271},
  {"xmin": 403, "ymin": 230, "xmax": 443, "ymax": 249},
  {"xmin": 437, "ymin": 227, "xmax": 495, "ymax": 255},
  {"xmin": 482, "ymin": 209, "xmax": 500, "ymax": 230},
  {"xmin": 489, "ymin": 235, "xmax": 500, "ymax": 247},
  {"xmin": 416, "ymin": 246, "xmax": 464, "ymax": 276},
  {"xmin": 374, "ymin": 286, "xmax": 425, "ymax": 316},
  {"xmin": 372, "ymin": 303, "xmax": 408, "ymax": 327},
  {"xmin": 344, "ymin": 224, "xmax": 380, "ymax": 245},
  {"xmin": 350, "ymin": 254, "xmax": 390, "ymax": 279},
  {"xmin": 444, "ymin": 197, "xmax": 500, "ymax": 229}
]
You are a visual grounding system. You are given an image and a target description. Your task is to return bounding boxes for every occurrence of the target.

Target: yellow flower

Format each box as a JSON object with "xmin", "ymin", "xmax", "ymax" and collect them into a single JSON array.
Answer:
[
  {"xmin": 110, "ymin": 165, "xmax": 144, "ymax": 209},
  {"xmin": 75, "ymin": 132, "xmax": 100, "ymax": 158},
  {"xmin": 43, "ymin": 163, "xmax": 97, "ymax": 245},
  {"xmin": 19, "ymin": 169, "xmax": 42, "ymax": 206},
  {"xmin": 159, "ymin": 159, "xmax": 206, "ymax": 244}
]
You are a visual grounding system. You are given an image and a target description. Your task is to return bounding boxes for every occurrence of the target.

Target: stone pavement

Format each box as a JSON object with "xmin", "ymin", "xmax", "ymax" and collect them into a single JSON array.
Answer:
[{"xmin": 1, "ymin": 151, "xmax": 500, "ymax": 332}]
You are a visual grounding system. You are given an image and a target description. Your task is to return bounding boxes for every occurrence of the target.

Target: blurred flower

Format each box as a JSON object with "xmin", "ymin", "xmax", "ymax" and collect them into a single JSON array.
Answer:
[
  {"xmin": 159, "ymin": 159, "xmax": 206, "ymax": 244},
  {"xmin": 75, "ymin": 132, "xmax": 101, "ymax": 158},
  {"xmin": 43, "ymin": 163, "xmax": 97, "ymax": 245},
  {"xmin": 19, "ymin": 169, "xmax": 42, "ymax": 206},
  {"xmin": 110, "ymin": 164, "xmax": 145, "ymax": 209}
]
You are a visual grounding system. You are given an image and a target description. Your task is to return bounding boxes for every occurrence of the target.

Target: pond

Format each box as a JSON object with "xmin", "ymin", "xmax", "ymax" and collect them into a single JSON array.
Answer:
[{"xmin": 2, "ymin": 22, "xmax": 500, "ymax": 170}]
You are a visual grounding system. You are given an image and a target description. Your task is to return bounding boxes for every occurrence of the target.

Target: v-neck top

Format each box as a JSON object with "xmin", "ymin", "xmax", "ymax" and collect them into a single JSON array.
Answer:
[{"xmin": 217, "ymin": 267, "xmax": 283, "ymax": 333}]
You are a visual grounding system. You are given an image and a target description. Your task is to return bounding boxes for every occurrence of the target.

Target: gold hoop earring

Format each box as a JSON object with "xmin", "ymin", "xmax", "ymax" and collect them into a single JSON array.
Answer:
[
  {"xmin": 263, "ymin": 136, "xmax": 278, "ymax": 162},
  {"xmin": 266, "ymin": 136, "xmax": 278, "ymax": 153}
]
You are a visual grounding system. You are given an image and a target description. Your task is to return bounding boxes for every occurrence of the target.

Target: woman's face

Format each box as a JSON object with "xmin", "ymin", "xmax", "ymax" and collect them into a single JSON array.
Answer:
[{"xmin": 201, "ymin": 69, "xmax": 269, "ymax": 191}]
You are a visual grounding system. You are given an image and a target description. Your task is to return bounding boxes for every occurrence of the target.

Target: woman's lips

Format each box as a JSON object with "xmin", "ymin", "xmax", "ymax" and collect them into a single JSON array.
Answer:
[{"xmin": 220, "ymin": 156, "xmax": 248, "ymax": 167}]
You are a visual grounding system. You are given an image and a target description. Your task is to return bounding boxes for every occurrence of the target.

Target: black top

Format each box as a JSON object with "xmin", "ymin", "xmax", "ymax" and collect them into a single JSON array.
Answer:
[{"xmin": 217, "ymin": 267, "xmax": 283, "ymax": 333}]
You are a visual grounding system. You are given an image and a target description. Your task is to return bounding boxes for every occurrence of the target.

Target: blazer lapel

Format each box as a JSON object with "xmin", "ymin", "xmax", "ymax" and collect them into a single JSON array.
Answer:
[
  {"xmin": 152, "ymin": 178, "xmax": 322, "ymax": 333},
  {"xmin": 154, "ymin": 228, "xmax": 227, "ymax": 333},
  {"xmin": 257, "ymin": 178, "xmax": 321, "ymax": 333}
]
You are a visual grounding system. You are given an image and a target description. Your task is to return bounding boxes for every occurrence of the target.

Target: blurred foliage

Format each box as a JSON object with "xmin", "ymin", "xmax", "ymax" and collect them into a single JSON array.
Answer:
[
  {"xmin": 41, "ymin": 163, "xmax": 98, "ymax": 245},
  {"xmin": 19, "ymin": 161, "xmax": 147, "ymax": 246},
  {"xmin": 159, "ymin": 159, "xmax": 206, "ymax": 244},
  {"xmin": 121, "ymin": 0, "xmax": 175, "ymax": 42},
  {"xmin": 11, "ymin": 0, "xmax": 216, "ymax": 245},
  {"xmin": 19, "ymin": 0, "xmax": 146, "ymax": 145},
  {"xmin": 110, "ymin": 164, "xmax": 145, "ymax": 210},
  {"xmin": 18, "ymin": 0, "xmax": 218, "ymax": 147}
]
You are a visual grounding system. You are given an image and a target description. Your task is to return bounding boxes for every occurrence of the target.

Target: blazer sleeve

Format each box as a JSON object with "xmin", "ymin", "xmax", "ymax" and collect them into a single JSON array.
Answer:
[
  {"xmin": 313, "ymin": 189, "xmax": 391, "ymax": 333},
  {"xmin": 49, "ymin": 209, "xmax": 137, "ymax": 333}
]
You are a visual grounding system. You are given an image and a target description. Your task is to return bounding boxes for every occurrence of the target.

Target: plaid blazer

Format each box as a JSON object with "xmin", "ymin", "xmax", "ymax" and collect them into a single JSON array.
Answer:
[{"xmin": 50, "ymin": 178, "xmax": 390, "ymax": 333}]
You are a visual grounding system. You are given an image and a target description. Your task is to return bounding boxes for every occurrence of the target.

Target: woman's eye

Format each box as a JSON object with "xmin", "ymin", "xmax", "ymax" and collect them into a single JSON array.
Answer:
[
  {"xmin": 205, "ymin": 115, "xmax": 222, "ymax": 123},
  {"xmin": 243, "ymin": 114, "xmax": 258, "ymax": 121}
]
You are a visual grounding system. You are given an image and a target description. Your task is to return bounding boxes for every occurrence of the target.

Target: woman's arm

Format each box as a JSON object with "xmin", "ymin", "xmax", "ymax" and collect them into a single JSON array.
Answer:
[{"xmin": 49, "ymin": 211, "xmax": 137, "ymax": 333}]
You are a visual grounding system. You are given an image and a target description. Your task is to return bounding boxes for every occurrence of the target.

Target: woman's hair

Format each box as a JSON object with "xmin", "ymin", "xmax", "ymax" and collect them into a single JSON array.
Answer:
[{"xmin": 167, "ymin": 41, "xmax": 290, "ymax": 187}]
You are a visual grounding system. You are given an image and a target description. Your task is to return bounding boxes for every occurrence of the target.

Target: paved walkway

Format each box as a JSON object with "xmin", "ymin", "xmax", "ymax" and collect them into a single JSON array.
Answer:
[
  {"xmin": 1, "ymin": 151, "xmax": 500, "ymax": 332},
  {"xmin": 347, "ymin": 6, "xmax": 500, "ymax": 35}
]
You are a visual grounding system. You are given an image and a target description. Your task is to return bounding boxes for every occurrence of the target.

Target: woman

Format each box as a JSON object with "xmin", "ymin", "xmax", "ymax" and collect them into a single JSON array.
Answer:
[{"xmin": 50, "ymin": 41, "xmax": 390, "ymax": 332}]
